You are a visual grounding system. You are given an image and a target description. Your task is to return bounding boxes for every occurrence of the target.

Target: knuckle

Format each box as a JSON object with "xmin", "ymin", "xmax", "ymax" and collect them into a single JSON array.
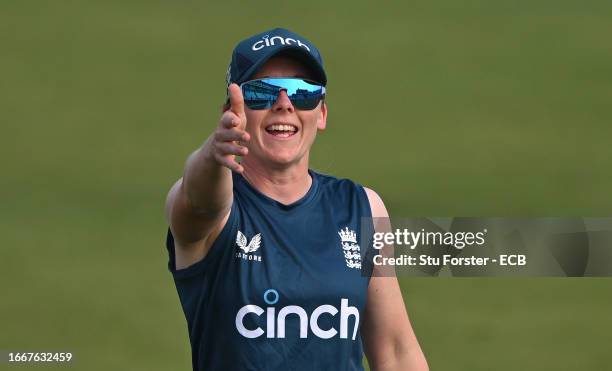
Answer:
[
  {"xmin": 225, "ymin": 143, "xmax": 236, "ymax": 153},
  {"xmin": 221, "ymin": 112, "xmax": 235, "ymax": 124},
  {"xmin": 219, "ymin": 113, "xmax": 229, "ymax": 124},
  {"xmin": 219, "ymin": 143, "xmax": 231, "ymax": 154},
  {"xmin": 214, "ymin": 145, "xmax": 224, "ymax": 157}
]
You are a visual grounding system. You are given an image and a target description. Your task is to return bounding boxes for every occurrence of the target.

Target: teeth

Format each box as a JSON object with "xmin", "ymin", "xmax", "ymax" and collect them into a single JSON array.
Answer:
[{"xmin": 268, "ymin": 124, "xmax": 296, "ymax": 132}]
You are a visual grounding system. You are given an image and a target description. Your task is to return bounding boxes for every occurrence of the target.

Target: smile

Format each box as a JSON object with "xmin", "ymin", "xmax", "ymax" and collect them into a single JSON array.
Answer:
[{"xmin": 265, "ymin": 123, "xmax": 298, "ymax": 138}]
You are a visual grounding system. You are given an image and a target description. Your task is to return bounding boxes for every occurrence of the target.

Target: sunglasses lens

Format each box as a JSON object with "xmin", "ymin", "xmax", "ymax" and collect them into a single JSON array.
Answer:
[
  {"xmin": 241, "ymin": 82, "xmax": 279, "ymax": 109},
  {"xmin": 241, "ymin": 78, "xmax": 324, "ymax": 110}
]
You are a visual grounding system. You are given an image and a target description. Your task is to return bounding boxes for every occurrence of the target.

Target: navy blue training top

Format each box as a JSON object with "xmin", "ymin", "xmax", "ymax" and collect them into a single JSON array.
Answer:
[{"xmin": 166, "ymin": 170, "xmax": 374, "ymax": 371}]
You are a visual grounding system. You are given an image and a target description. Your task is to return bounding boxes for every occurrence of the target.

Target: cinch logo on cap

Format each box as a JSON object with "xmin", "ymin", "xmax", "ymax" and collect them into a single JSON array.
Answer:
[
  {"xmin": 251, "ymin": 34, "xmax": 311, "ymax": 52},
  {"xmin": 235, "ymin": 289, "xmax": 360, "ymax": 340}
]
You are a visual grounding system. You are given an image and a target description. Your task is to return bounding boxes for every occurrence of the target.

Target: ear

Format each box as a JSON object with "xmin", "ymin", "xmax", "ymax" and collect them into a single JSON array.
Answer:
[{"xmin": 316, "ymin": 101, "xmax": 327, "ymax": 130}]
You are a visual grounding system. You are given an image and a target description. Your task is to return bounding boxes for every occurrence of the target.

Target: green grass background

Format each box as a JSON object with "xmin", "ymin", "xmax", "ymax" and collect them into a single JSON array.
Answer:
[{"xmin": 2, "ymin": 1, "xmax": 612, "ymax": 370}]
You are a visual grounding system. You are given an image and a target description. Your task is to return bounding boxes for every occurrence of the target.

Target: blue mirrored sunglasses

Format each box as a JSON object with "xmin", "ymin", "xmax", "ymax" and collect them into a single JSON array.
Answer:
[{"xmin": 240, "ymin": 78, "xmax": 326, "ymax": 110}]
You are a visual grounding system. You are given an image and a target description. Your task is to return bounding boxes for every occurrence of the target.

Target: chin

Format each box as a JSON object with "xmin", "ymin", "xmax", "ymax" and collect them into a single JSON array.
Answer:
[
  {"xmin": 268, "ymin": 155, "xmax": 297, "ymax": 166},
  {"xmin": 264, "ymin": 149, "xmax": 301, "ymax": 166}
]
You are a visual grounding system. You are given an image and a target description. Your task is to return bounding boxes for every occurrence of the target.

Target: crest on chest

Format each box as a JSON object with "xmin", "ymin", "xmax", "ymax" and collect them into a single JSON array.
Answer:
[{"xmin": 338, "ymin": 227, "xmax": 362, "ymax": 270}]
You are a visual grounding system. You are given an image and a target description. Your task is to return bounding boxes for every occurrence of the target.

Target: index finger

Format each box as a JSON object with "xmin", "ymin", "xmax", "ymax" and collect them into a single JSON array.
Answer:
[{"xmin": 228, "ymin": 83, "xmax": 245, "ymax": 116}]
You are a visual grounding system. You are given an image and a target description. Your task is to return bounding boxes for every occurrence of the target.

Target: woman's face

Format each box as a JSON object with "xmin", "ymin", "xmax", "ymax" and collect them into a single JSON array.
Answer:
[{"xmin": 241, "ymin": 56, "xmax": 327, "ymax": 169}]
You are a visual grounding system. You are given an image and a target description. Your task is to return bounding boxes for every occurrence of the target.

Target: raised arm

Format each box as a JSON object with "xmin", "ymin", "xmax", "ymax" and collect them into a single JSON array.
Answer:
[
  {"xmin": 164, "ymin": 84, "xmax": 249, "ymax": 269},
  {"xmin": 362, "ymin": 187, "xmax": 429, "ymax": 371}
]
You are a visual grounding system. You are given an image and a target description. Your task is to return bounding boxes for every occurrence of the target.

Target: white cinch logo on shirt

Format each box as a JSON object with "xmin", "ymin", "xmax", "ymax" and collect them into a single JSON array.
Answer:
[
  {"xmin": 339, "ymin": 227, "xmax": 361, "ymax": 270},
  {"xmin": 235, "ymin": 289, "xmax": 360, "ymax": 340},
  {"xmin": 235, "ymin": 231, "xmax": 262, "ymax": 262},
  {"xmin": 251, "ymin": 34, "xmax": 311, "ymax": 52}
]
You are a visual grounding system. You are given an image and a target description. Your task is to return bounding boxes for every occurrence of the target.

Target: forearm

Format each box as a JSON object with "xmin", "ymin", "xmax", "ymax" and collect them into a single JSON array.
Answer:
[{"xmin": 183, "ymin": 136, "xmax": 233, "ymax": 214}]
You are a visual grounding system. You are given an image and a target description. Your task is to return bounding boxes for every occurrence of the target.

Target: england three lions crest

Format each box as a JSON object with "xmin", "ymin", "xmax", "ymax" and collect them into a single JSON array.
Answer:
[{"xmin": 338, "ymin": 227, "xmax": 362, "ymax": 270}]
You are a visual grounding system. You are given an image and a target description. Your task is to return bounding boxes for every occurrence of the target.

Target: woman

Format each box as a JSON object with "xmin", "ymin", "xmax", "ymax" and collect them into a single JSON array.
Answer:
[{"xmin": 164, "ymin": 27, "xmax": 428, "ymax": 371}]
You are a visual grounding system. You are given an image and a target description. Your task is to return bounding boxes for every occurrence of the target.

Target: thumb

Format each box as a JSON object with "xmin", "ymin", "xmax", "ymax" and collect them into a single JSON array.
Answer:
[{"xmin": 228, "ymin": 83, "xmax": 245, "ymax": 117}]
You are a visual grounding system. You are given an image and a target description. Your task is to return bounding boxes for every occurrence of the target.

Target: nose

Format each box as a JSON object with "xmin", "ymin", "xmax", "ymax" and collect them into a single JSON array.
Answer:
[{"xmin": 271, "ymin": 90, "xmax": 295, "ymax": 113}]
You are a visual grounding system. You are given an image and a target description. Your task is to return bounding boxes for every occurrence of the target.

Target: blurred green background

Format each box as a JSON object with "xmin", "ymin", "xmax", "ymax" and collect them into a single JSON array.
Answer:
[{"xmin": 2, "ymin": 1, "xmax": 612, "ymax": 370}]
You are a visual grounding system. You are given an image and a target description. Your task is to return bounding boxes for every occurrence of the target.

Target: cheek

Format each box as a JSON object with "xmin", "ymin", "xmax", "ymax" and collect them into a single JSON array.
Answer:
[
  {"xmin": 300, "ymin": 113, "xmax": 321, "ymax": 133},
  {"xmin": 245, "ymin": 111, "xmax": 264, "ymax": 133}
]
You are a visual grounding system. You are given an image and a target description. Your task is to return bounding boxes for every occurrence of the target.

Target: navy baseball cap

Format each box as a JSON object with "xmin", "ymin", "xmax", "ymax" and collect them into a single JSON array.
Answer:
[{"xmin": 225, "ymin": 27, "xmax": 327, "ymax": 88}]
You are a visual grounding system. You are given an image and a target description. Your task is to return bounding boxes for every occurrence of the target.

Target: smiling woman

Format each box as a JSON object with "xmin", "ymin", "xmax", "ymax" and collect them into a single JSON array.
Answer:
[
  {"xmin": 164, "ymin": 27, "xmax": 428, "ymax": 371},
  {"xmin": 238, "ymin": 56, "xmax": 327, "ymax": 170}
]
